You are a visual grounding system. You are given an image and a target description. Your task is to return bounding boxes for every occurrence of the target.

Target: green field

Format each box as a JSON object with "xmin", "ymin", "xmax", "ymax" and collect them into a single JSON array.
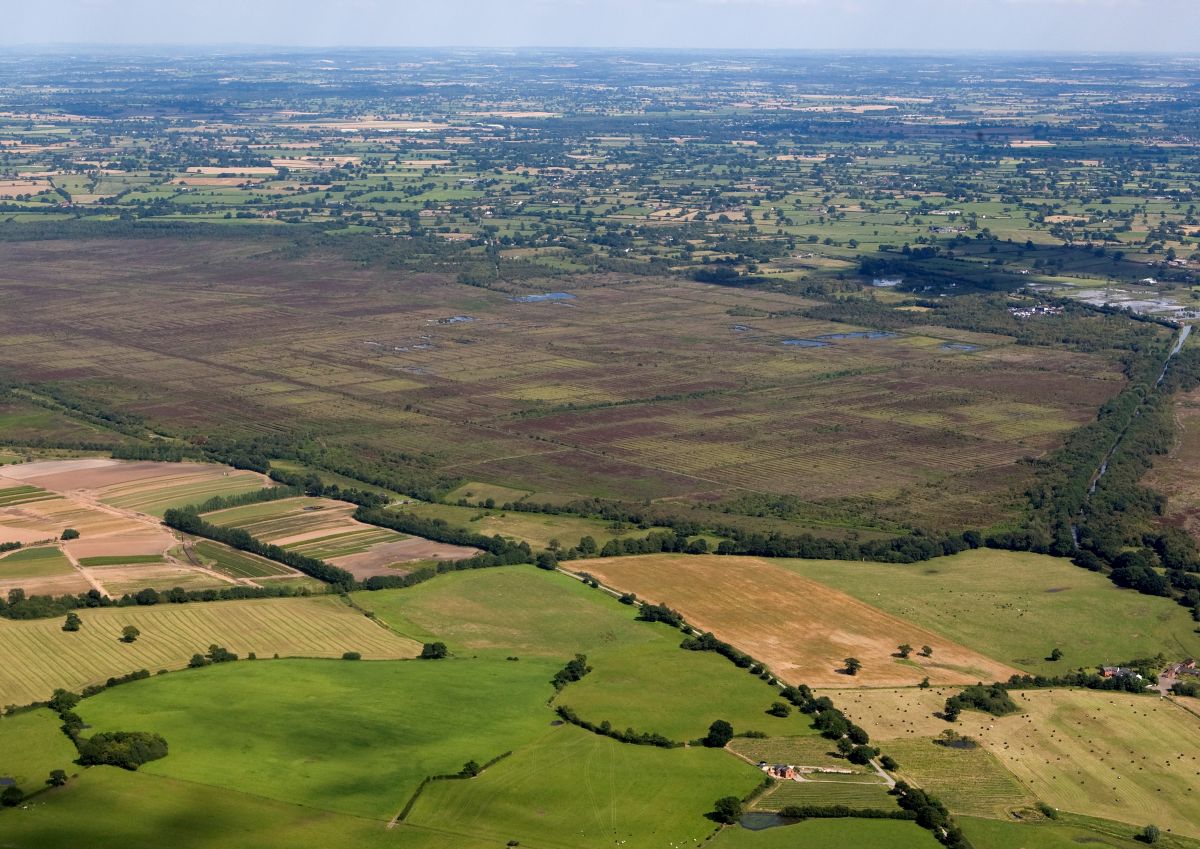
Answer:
[
  {"xmin": 283, "ymin": 527, "xmax": 403, "ymax": 559},
  {"xmin": 0, "ymin": 485, "xmax": 58, "ymax": 508},
  {"xmin": 0, "ymin": 545, "xmax": 73, "ymax": 578},
  {"xmin": 76, "ymin": 554, "xmax": 165, "ymax": 568},
  {"xmin": 710, "ymin": 818, "xmax": 942, "ymax": 849},
  {"xmin": 77, "ymin": 657, "xmax": 561, "ymax": 819},
  {"xmin": 406, "ymin": 724, "xmax": 763, "ymax": 849},
  {"xmin": 959, "ymin": 815, "xmax": 1200, "ymax": 849},
  {"xmin": 562, "ymin": 636, "xmax": 815, "ymax": 741},
  {"xmin": 0, "ymin": 596, "xmax": 419, "ymax": 707},
  {"xmin": 359, "ymin": 565, "xmax": 665, "ymax": 657},
  {"xmin": 883, "ymin": 738, "xmax": 1036, "ymax": 818},
  {"xmin": 759, "ymin": 778, "xmax": 896, "ymax": 810},
  {"xmin": 401, "ymin": 500, "xmax": 659, "ymax": 550},
  {"xmin": 730, "ymin": 736, "xmax": 874, "ymax": 774},
  {"xmin": 192, "ymin": 540, "xmax": 292, "ymax": 579},
  {"xmin": 0, "ymin": 767, "xmax": 498, "ymax": 849},
  {"xmin": 780, "ymin": 549, "xmax": 1200, "ymax": 673},
  {"xmin": 0, "ymin": 708, "xmax": 79, "ymax": 796}
]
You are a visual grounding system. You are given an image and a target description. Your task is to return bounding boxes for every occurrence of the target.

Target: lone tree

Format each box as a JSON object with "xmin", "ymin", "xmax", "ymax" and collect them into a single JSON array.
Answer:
[
  {"xmin": 120, "ymin": 625, "xmax": 140, "ymax": 644},
  {"xmin": 1, "ymin": 785, "xmax": 22, "ymax": 807},
  {"xmin": 47, "ymin": 770, "xmax": 68, "ymax": 787},
  {"xmin": 420, "ymin": 642, "xmax": 448, "ymax": 660},
  {"xmin": 459, "ymin": 760, "xmax": 481, "ymax": 777},
  {"xmin": 921, "ymin": 645, "xmax": 933, "ymax": 657},
  {"xmin": 897, "ymin": 644, "xmax": 913, "ymax": 658},
  {"xmin": 843, "ymin": 657, "xmax": 862, "ymax": 676},
  {"xmin": 767, "ymin": 701, "xmax": 791, "ymax": 718},
  {"xmin": 711, "ymin": 795, "xmax": 743, "ymax": 825},
  {"xmin": 1048, "ymin": 647, "xmax": 1064, "ymax": 661},
  {"xmin": 703, "ymin": 719, "xmax": 734, "ymax": 748},
  {"xmin": 61, "ymin": 528, "xmax": 80, "ymax": 541},
  {"xmin": 62, "ymin": 611, "xmax": 82, "ymax": 632},
  {"xmin": 1137, "ymin": 825, "xmax": 1160, "ymax": 844}
]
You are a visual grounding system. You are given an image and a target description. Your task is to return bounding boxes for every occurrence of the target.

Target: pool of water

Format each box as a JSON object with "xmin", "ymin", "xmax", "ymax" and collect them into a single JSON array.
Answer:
[
  {"xmin": 941, "ymin": 343, "xmax": 980, "ymax": 352},
  {"xmin": 783, "ymin": 339, "xmax": 830, "ymax": 348},
  {"xmin": 513, "ymin": 292, "xmax": 576, "ymax": 303},
  {"xmin": 739, "ymin": 812, "xmax": 795, "ymax": 831}
]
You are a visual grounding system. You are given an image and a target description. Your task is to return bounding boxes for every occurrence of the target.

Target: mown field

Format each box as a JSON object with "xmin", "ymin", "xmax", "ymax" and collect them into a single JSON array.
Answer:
[
  {"xmin": 577, "ymin": 554, "xmax": 1018, "ymax": 687},
  {"xmin": 827, "ymin": 687, "xmax": 1200, "ymax": 839},
  {"xmin": 0, "ymin": 596, "xmax": 419, "ymax": 707},
  {"xmin": 405, "ymin": 724, "xmax": 763, "ymax": 849},
  {"xmin": 780, "ymin": 549, "xmax": 1200, "ymax": 673},
  {"xmin": 0, "ymin": 545, "xmax": 73, "ymax": 578},
  {"xmin": 882, "ymin": 738, "xmax": 1037, "ymax": 819}
]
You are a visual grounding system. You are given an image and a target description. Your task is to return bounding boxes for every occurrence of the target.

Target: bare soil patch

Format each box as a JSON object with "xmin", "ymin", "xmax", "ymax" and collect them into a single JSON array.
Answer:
[
  {"xmin": 64, "ymin": 530, "xmax": 175, "ymax": 559},
  {"xmin": 331, "ymin": 538, "xmax": 479, "ymax": 577}
]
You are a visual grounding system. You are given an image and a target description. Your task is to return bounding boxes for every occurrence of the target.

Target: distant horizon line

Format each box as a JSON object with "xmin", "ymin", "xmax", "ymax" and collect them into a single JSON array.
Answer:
[{"xmin": 2, "ymin": 43, "xmax": 1199, "ymax": 58}]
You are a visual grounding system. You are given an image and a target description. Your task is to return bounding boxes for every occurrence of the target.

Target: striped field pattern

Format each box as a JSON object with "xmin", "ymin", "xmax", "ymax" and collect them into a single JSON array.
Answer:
[{"xmin": 0, "ymin": 595, "xmax": 419, "ymax": 707}]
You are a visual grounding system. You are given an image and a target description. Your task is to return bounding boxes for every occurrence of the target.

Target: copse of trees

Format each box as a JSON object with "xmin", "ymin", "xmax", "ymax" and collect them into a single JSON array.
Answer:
[
  {"xmin": 77, "ymin": 731, "xmax": 168, "ymax": 770},
  {"xmin": 944, "ymin": 684, "xmax": 1020, "ymax": 719}
]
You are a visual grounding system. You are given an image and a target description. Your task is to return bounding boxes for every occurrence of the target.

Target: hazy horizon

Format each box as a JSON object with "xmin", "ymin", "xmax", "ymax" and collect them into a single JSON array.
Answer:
[{"xmin": 6, "ymin": 0, "xmax": 1200, "ymax": 54}]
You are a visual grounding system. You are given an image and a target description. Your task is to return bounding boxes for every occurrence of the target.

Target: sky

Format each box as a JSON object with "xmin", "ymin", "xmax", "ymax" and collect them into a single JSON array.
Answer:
[{"xmin": 4, "ymin": 0, "xmax": 1200, "ymax": 53}]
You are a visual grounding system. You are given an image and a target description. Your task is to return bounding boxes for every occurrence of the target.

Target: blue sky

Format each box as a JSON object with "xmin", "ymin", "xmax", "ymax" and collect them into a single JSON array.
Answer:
[{"xmin": 5, "ymin": 0, "xmax": 1199, "ymax": 52}]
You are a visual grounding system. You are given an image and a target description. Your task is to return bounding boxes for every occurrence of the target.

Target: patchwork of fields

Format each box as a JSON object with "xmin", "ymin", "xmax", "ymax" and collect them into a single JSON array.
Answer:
[
  {"xmin": 202, "ymin": 496, "xmax": 478, "ymax": 578},
  {"xmin": 576, "ymin": 554, "xmax": 1020, "ymax": 686}
]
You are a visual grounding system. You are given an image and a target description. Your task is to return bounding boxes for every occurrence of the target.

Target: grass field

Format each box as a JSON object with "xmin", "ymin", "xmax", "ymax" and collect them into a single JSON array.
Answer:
[
  {"xmin": 710, "ymin": 818, "xmax": 942, "ymax": 849},
  {"xmin": 959, "ymin": 814, "xmax": 1200, "ymax": 849},
  {"xmin": 0, "ymin": 545, "xmax": 73, "ymax": 578},
  {"xmin": 359, "ymin": 565, "xmax": 664, "ymax": 657},
  {"xmin": 0, "ymin": 708, "xmax": 79, "ymax": 795},
  {"xmin": 882, "ymin": 737, "xmax": 1036, "ymax": 818},
  {"xmin": 0, "ymin": 485, "xmax": 58, "ymax": 508},
  {"xmin": 0, "ymin": 767, "xmax": 500, "ymax": 849},
  {"xmin": 191, "ymin": 540, "xmax": 293, "ymax": 579},
  {"xmin": 781, "ymin": 549, "xmax": 1200, "ymax": 673},
  {"xmin": 578, "ymin": 555, "xmax": 1018, "ymax": 687},
  {"xmin": 827, "ymin": 687, "xmax": 1200, "ymax": 838},
  {"xmin": 758, "ymin": 778, "xmax": 896, "ymax": 810},
  {"xmin": 77, "ymin": 554, "xmax": 165, "ymax": 567},
  {"xmin": 403, "ymin": 500, "xmax": 660, "ymax": 550},
  {"xmin": 560, "ymin": 629, "xmax": 817, "ymax": 741},
  {"xmin": 406, "ymin": 724, "xmax": 763, "ymax": 849},
  {"xmin": 0, "ymin": 596, "xmax": 419, "ymax": 707},
  {"xmin": 78, "ymin": 657, "xmax": 561, "ymax": 819},
  {"xmin": 97, "ymin": 467, "xmax": 271, "ymax": 518}
]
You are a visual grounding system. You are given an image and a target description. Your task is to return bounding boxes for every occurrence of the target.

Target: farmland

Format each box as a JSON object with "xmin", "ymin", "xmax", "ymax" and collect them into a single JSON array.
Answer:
[
  {"xmin": 780, "ymin": 549, "xmax": 1200, "ymax": 673},
  {"xmin": 827, "ymin": 687, "xmax": 1200, "ymax": 839},
  {"xmin": 2, "ymin": 45, "xmax": 1200, "ymax": 849},
  {"xmin": 203, "ymin": 497, "xmax": 477, "ymax": 578},
  {"xmin": 0, "ymin": 596, "xmax": 420, "ymax": 706},
  {"xmin": 577, "ymin": 554, "xmax": 1020, "ymax": 686},
  {"xmin": 78, "ymin": 657, "xmax": 561, "ymax": 819},
  {"xmin": 405, "ymin": 725, "xmax": 763, "ymax": 849}
]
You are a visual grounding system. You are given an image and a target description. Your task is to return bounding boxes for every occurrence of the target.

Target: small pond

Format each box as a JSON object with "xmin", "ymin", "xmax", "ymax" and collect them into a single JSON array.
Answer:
[{"xmin": 513, "ymin": 292, "xmax": 576, "ymax": 303}]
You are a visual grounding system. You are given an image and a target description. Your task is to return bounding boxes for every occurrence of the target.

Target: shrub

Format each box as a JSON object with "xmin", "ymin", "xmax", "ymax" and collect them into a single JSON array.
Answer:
[
  {"xmin": 420, "ymin": 642, "xmax": 448, "ymax": 660},
  {"xmin": 712, "ymin": 795, "xmax": 743, "ymax": 824},
  {"xmin": 767, "ymin": 701, "xmax": 791, "ymax": 717},
  {"xmin": 342, "ymin": 651, "xmax": 362, "ymax": 661},
  {"xmin": 1, "ymin": 785, "xmax": 22, "ymax": 806},
  {"xmin": 60, "ymin": 528, "xmax": 80, "ymax": 541}
]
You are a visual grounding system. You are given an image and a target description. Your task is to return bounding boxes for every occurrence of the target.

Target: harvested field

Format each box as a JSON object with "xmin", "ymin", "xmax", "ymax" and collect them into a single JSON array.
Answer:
[
  {"xmin": 883, "ymin": 737, "xmax": 1036, "ymax": 819},
  {"xmin": 0, "ymin": 595, "xmax": 420, "ymax": 707},
  {"xmin": 823, "ymin": 687, "xmax": 1200, "ymax": 838},
  {"xmin": 192, "ymin": 541, "xmax": 295, "ymax": 580},
  {"xmin": 64, "ymin": 529, "xmax": 176, "ymax": 560},
  {"xmin": 329, "ymin": 537, "xmax": 478, "ymax": 575},
  {"xmin": 578, "ymin": 555, "xmax": 1019, "ymax": 687}
]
